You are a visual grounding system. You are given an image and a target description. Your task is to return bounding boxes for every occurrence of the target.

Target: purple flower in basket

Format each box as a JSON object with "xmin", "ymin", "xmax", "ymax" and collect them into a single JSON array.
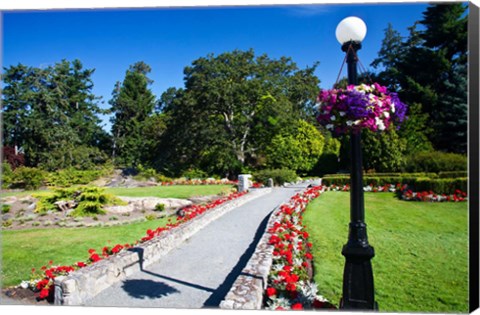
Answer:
[{"xmin": 316, "ymin": 83, "xmax": 408, "ymax": 135}]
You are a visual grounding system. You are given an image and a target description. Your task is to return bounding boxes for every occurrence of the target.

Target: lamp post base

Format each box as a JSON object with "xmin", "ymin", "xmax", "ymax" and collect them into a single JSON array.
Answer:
[{"xmin": 340, "ymin": 222, "xmax": 377, "ymax": 310}]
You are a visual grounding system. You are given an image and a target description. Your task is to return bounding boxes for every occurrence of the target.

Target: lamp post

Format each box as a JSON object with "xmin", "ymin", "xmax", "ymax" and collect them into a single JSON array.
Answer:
[{"xmin": 335, "ymin": 16, "xmax": 377, "ymax": 310}]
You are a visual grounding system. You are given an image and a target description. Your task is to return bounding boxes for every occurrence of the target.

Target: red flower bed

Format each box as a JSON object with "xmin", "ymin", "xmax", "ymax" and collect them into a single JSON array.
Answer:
[{"xmin": 264, "ymin": 185, "xmax": 337, "ymax": 310}]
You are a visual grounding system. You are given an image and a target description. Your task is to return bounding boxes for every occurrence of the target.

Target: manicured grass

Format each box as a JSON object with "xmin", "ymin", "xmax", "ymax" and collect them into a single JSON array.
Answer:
[
  {"xmin": 1, "ymin": 217, "xmax": 173, "ymax": 288},
  {"xmin": 303, "ymin": 191, "xmax": 468, "ymax": 313},
  {"xmin": 105, "ymin": 184, "xmax": 233, "ymax": 198}
]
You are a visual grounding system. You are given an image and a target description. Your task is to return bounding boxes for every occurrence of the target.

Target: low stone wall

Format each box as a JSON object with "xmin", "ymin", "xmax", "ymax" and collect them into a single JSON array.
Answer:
[
  {"xmin": 219, "ymin": 194, "xmax": 284, "ymax": 310},
  {"xmin": 54, "ymin": 188, "xmax": 272, "ymax": 306}
]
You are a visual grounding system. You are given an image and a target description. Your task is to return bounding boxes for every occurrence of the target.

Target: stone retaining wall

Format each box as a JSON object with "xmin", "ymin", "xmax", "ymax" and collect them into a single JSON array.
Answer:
[
  {"xmin": 219, "ymin": 193, "xmax": 284, "ymax": 310},
  {"xmin": 54, "ymin": 188, "xmax": 272, "ymax": 306}
]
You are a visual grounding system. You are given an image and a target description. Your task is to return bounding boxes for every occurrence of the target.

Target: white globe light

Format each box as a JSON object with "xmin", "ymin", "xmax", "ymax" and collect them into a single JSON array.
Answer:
[{"xmin": 335, "ymin": 16, "xmax": 367, "ymax": 45}]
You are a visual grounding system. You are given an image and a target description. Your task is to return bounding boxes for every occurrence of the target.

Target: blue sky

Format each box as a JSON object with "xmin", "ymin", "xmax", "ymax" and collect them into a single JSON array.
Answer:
[{"xmin": 2, "ymin": 2, "xmax": 435, "ymax": 132}]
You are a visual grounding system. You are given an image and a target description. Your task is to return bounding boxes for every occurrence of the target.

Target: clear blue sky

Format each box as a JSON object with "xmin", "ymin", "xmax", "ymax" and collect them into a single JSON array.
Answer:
[{"xmin": 2, "ymin": 2, "xmax": 432, "ymax": 132}]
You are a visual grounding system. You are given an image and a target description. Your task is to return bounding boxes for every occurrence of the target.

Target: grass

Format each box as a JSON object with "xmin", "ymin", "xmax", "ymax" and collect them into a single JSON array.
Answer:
[
  {"xmin": 1, "ymin": 217, "xmax": 173, "ymax": 288},
  {"xmin": 105, "ymin": 184, "xmax": 233, "ymax": 198},
  {"xmin": 303, "ymin": 191, "xmax": 468, "ymax": 313}
]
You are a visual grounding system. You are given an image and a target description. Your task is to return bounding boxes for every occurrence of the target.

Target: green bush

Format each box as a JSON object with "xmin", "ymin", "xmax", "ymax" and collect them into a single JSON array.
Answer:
[
  {"xmin": 253, "ymin": 169, "xmax": 298, "ymax": 186},
  {"xmin": 182, "ymin": 168, "xmax": 208, "ymax": 179},
  {"xmin": 1, "ymin": 162, "xmax": 14, "ymax": 188},
  {"xmin": 12, "ymin": 166, "xmax": 47, "ymax": 190},
  {"xmin": 2, "ymin": 204, "xmax": 11, "ymax": 214},
  {"xmin": 47, "ymin": 168, "xmax": 105, "ymax": 187},
  {"xmin": 404, "ymin": 151, "xmax": 467, "ymax": 173},
  {"xmin": 154, "ymin": 203, "xmax": 165, "ymax": 212},
  {"xmin": 34, "ymin": 186, "xmax": 126, "ymax": 217},
  {"xmin": 438, "ymin": 171, "xmax": 468, "ymax": 178}
]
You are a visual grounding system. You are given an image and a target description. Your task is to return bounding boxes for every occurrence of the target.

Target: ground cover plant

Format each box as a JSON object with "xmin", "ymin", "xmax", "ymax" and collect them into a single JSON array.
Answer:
[{"xmin": 303, "ymin": 191, "xmax": 468, "ymax": 313}]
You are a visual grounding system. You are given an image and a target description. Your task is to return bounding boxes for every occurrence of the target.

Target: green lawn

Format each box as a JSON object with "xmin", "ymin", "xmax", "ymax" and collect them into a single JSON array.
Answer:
[
  {"xmin": 1, "ymin": 184, "xmax": 234, "ymax": 288},
  {"xmin": 105, "ymin": 184, "xmax": 233, "ymax": 198},
  {"xmin": 1, "ymin": 217, "xmax": 172, "ymax": 288},
  {"xmin": 303, "ymin": 191, "xmax": 468, "ymax": 313}
]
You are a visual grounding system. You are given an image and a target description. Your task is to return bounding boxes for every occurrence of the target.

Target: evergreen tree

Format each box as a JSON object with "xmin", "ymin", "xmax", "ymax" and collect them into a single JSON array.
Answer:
[
  {"xmin": 2, "ymin": 60, "xmax": 109, "ymax": 170},
  {"xmin": 110, "ymin": 61, "xmax": 156, "ymax": 167}
]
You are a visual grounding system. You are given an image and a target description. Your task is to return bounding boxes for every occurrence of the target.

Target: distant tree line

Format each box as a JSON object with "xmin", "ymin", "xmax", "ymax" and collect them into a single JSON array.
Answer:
[{"xmin": 1, "ymin": 3, "xmax": 468, "ymax": 178}]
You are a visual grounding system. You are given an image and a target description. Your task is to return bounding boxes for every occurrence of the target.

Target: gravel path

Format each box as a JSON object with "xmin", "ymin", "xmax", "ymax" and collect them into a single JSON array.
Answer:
[{"xmin": 86, "ymin": 183, "xmax": 314, "ymax": 309}]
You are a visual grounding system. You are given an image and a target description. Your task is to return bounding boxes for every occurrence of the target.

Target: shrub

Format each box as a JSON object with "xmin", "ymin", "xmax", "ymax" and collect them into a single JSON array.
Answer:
[
  {"xmin": 182, "ymin": 168, "xmax": 208, "ymax": 180},
  {"xmin": 154, "ymin": 203, "xmax": 165, "ymax": 212},
  {"xmin": 34, "ymin": 186, "xmax": 126, "ymax": 217},
  {"xmin": 47, "ymin": 168, "xmax": 105, "ymax": 187},
  {"xmin": 253, "ymin": 169, "xmax": 298, "ymax": 186},
  {"xmin": 2, "ymin": 204, "xmax": 11, "ymax": 214},
  {"xmin": 404, "ymin": 151, "xmax": 467, "ymax": 173},
  {"xmin": 1, "ymin": 162, "xmax": 14, "ymax": 188},
  {"xmin": 438, "ymin": 171, "xmax": 468, "ymax": 178},
  {"xmin": 12, "ymin": 166, "xmax": 47, "ymax": 190}
]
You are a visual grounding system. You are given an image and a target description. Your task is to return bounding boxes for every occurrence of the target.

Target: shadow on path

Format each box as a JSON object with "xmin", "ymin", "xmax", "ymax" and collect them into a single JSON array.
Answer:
[
  {"xmin": 121, "ymin": 279, "xmax": 180, "ymax": 300},
  {"xmin": 202, "ymin": 210, "xmax": 273, "ymax": 308}
]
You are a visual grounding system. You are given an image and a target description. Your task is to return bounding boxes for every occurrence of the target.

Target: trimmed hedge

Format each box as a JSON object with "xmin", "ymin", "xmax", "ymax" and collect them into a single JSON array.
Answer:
[
  {"xmin": 322, "ymin": 175, "xmax": 467, "ymax": 195},
  {"xmin": 438, "ymin": 171, "xmax": 468, "ymax": 178}
]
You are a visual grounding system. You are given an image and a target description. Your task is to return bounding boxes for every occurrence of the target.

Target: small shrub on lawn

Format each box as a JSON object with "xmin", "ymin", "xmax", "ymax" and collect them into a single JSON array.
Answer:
[
  {"xmin": 182, "ymin": 168, "xmax": 208, "ymax": 180},
  {"xmin": 47, "ymin": 168, "xmax": 106, "ymax": 187}
]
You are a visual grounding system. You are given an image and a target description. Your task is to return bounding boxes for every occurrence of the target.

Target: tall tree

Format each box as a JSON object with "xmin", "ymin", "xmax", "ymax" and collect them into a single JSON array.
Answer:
[
  {"xmin": 2, "ymin": 60, "xmax": 109, "ymax": 170},
  {"xmin": 157, "ymin": 49, "xmax": 320, "ymax": 177},
  {"xmin": 110, "ymin": 61, "xmax": 156, "ymax": 167}
]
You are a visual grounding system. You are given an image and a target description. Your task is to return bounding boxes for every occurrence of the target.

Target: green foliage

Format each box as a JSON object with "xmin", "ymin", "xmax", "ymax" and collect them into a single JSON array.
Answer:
[
  {"xmin": 404, "ymin": 151, "xmax": 467, "ymax": 173},
  {"xmin": 110, "ymin": 62, "xmax": 157, "ymax": 167},
  {"xmin": 438, "ymin": 171, "xmax": 468, "ymax": 178},
  {"xmin": 1, "ymin": 162, "xmax": 14, "ymax": 188},
  {"xmin": 265, "ymin": 120, "xmax": 324, "ymax": 173},
  {"xmin": 157, "ymin": 49, "xmax": 320, "ymax": 177},
  {"xmin": 11, "ymin": 166, "xmax": 47, "ymax": 190},
  {"xmin": 181, "ymin": 168, "xmax": 208, "ymax": 179},
  {"xmin": 371, "ymin": 3, "xmax": 467, "ymax": 153},
  {"xmin": 34, "ymin": 186, "xmax": 125, "ymax": 217},
  {"xmin": 252, "ymin": 168, "xmax": 297, "ymax": 186},
  {"xmin": 145, "ymin": 214, "xmax": 157, "ymax": 221},
  {"xmin": 361, "ymin": 127, "xmax": 407, "ymax": 172},
  {"xmin": 154, "ymin": 203, "xmax": 165, "ymax": 212},
  {"xmin": 47, "ymin": 167, "xmax": 108, "ymax": 187},
  {"xmin": 312, "ymin": 137, "xmax": 341, "ymax": 176},
  {"xmin": 2, "ymin": 60, "xmax": 110, "ymax": 169},
  {"xmin": 2, "ymin": 204, "xmax": 11, "ymax": 214}
]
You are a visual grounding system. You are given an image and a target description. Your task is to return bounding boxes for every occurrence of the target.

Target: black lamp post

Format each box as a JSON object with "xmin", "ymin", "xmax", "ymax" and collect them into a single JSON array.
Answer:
[{"xmin": 335, "ymin": 16, "xmax": 377, "ymax": 310}]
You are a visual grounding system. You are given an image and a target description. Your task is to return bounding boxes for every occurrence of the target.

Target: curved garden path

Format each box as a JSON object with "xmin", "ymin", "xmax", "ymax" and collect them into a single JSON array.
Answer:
[{"xmin": 86, "ymin": 182, "xmax": 316, "ymax": 309}]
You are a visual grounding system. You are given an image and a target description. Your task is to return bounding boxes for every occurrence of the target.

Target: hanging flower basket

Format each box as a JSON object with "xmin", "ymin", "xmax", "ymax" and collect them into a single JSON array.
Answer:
[{"xmin": 316, "ymin": 83, "xmax": 408, "ymax": 135}]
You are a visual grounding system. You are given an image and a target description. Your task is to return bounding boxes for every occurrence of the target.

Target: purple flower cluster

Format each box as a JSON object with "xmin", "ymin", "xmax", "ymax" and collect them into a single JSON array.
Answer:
[{"xmin": 316, "ymin": 83, "xmax": 407, "ymax": 135}]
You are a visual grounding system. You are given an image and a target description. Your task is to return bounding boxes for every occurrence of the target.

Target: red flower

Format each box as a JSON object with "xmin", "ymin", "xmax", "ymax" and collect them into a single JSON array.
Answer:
[
  {"xmin": 266, "ymin": 287, "xmax": 277, "ymax": 297},
  {"xmin": 291, "ymin": 303, "xmax": 303, "ymax": 310},
  {"xmin": 76, "ymin": 262, "xmax": 87, "ymax": 268},
  {"xmin": 305, "ymin": 252, "xmax": 313, "ymax": 260},
  {"xmin": 285, "ymin": 283, "xmax": 297, "ymax": 292},
  {"xmin": 39, "ymin": 288, "xmax": 50, "ymax": 299}
]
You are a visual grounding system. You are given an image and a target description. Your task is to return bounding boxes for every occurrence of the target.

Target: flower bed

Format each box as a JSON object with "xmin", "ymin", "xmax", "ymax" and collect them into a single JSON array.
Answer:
[
  {"xmin": 324, "ymin": 183, "xmax": 467, "ymax": 202},
  {"xmin": 264, "ymin": 185, "xmax": 336, "ymax": 310},
  {"xmin": 21, "ymin": 190, "xmax": 248, "ymax": 302}
]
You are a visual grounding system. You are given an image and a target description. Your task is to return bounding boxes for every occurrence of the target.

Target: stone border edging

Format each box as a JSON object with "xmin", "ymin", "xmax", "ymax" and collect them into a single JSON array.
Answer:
[
  {"xmin": 54, "ymin": 188, "xmax": 272, "ymax": 306},
  {"xmin": 219, "ymin": 191, "xmax": 285, "ymax": 310}
]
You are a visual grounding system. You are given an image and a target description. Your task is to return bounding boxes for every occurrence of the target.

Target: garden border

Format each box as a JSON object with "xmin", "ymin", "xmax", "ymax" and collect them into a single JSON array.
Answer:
[
  {"xmin": 219, "ymin": 188, "xmax": 294, "ymax": 309},
  {"xmin": 53, "ymin": 188, "xmax": 272, "ymax": 306}
]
